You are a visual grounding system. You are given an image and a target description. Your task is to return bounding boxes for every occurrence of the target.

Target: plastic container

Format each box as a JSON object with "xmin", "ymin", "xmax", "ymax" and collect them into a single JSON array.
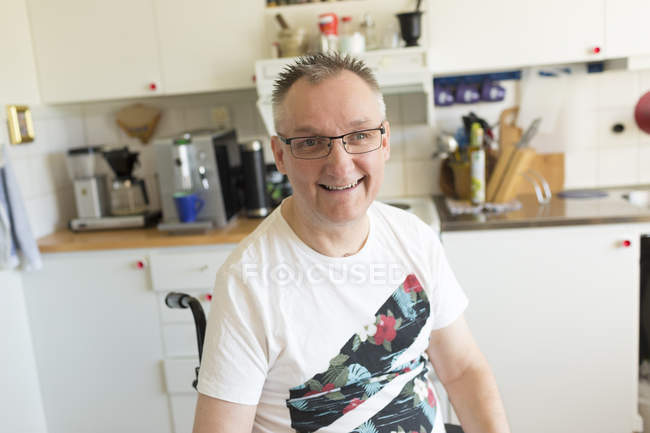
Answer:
[
  {"xmin": 339, "ymin": 16, "xmax": 365, "ymax": 55},
  {"xmin": 318, "ymin": 12, "xmax": 338, "ymax": 52},
  {"xmin": 66, "ymin": 146, "xmax": 102, "ymax": 179},
  {"xmin": 360, "ymin": 13, "xmax": 379, "ymax": 50}
]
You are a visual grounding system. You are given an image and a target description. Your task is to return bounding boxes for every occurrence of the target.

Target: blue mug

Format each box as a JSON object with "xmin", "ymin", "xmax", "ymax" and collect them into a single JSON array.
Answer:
[{"xmin": 173, "ymin": 192, "xmax": 205, "ymax": 223}]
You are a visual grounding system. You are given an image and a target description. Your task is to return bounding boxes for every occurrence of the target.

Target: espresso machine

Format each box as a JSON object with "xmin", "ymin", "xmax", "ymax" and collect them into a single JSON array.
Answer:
[
  {"xmin": 67, "ymin": 146, "xmax": 153, "ymax": 231},
  {"xmin": 154, "ymin": 129, "xmax": 242, "ymax": 232}
]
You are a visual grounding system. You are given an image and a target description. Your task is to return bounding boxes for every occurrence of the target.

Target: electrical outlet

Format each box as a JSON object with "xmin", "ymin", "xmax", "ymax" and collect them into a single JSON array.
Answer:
[{"xmin": 211, "ymin": 106, "xmax": 231, "ymax": 130}]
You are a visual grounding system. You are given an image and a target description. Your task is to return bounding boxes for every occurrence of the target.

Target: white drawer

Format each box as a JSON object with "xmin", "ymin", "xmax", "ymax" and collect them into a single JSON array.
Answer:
[
  {"xmin": 158, "ymin": 292, "xmax": 212, "ymax": 324},
  {"xmin": 163, "ymin": 323, "xmax": 200, "ymax": 357},
  {"xmin": 149, "ymin": 246, "xmax": 235, "ymax": 292},
  {"xmin": 164, "ymin": 358, "xmax": 199, "ymax": 394},
  {"xmin": 169, "ymin": 394, "xmax": 197, "ymax": 433}
]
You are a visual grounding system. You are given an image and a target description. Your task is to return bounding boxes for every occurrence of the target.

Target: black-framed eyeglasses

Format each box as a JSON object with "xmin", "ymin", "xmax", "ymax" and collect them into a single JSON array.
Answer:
[{"xmin": 278, "ymin": 124, "xmax": 386, "ymax": 160}]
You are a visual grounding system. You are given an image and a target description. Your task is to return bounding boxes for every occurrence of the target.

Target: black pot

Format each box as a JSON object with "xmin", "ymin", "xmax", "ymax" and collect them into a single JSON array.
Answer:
[{"xmin": 397, "ymin": 11, "xmax": 423, "ymax": 47}]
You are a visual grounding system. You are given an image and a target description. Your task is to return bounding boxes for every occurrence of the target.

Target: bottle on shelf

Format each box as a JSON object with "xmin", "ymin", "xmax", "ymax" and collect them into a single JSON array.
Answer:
[
  {"xmin": 360, "ymin": 13, "xmax": 379, "ymax": 51},
  {"xmin": 339, "ymin": 16, "xmax": 365, "ymax": 55},
  {"xmin": 318, "ymin": 12, "xmax": 339, "ymax": 53},
  {"xmin": 469, "ymin": 122, "xmax": 486, "ymax": 205}
]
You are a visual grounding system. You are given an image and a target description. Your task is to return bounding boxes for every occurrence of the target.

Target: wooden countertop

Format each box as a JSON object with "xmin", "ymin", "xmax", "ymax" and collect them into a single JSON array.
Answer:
[{"xmin": 38, "ymin": 217, "xmax": 264, "ymax": 253}]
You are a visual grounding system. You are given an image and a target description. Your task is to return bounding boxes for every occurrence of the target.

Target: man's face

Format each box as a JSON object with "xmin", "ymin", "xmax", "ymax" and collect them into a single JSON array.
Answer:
[{"xmin": 271, "ymin": 70, "xmax": 390, "ymax": 227}]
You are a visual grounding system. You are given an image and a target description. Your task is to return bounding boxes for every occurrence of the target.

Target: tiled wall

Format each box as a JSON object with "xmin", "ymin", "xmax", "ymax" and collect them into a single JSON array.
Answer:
[
  {"xmin": 4, "ymin": 67, "xmax": 650, "ymax": 238},
  {"xmin": 2, "ymin": 88, "xmax": 438, "ymax": 238}
]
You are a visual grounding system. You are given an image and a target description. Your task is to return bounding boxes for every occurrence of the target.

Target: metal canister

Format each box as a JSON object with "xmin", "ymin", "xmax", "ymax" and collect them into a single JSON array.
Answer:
[{"xmin": 239, "ymin": 140, "xmax": 270, "ymax": 218}]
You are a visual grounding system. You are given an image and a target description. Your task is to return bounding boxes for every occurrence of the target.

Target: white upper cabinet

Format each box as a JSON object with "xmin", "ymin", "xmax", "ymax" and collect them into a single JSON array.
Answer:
[
  {"xmin": 0, "ymin": 0, "xmax": 40, "ymax": 105},
  {"xmin": 154, "ymin": 0, "xmax": 265, "ymax": 95},
  {"xmin": 27, "ymin": 0, "xmax": 163, "ymax": 103},
  {"xmin": 605, "ymin": 0, "xmax": 650, "ymax": 59},
  {"xmin": 429, "ymin": 0, "xmax": 605, "ymax": 75}
]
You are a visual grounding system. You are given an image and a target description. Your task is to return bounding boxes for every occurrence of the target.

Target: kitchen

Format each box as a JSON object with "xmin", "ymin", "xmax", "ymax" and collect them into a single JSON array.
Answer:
[{"xmin": 2, "ymin": 1, "xmax": 650, "ymax": 433}]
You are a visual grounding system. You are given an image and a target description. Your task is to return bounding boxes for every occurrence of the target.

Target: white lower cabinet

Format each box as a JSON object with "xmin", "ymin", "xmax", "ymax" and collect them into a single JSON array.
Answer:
[
  {"xmin": 22, "ymin": 249, "xmax": 173, "ymax": 433},
  {"xmin": 440, "ymin": 223, "xmax": 647, "ymax": 433},
  {"xmin": 22, "ymin": 243, "xmax": 235, "ymax": 433}
]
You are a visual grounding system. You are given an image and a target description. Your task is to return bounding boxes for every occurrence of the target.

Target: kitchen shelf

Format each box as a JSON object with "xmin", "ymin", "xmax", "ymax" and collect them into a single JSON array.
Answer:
[{"xmin": 265, "ymin": 0, "xmax": 378, "ymax": 14}]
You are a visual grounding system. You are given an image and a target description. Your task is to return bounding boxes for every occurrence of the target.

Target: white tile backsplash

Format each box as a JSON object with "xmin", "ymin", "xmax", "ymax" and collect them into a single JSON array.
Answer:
[
  {"xmin": 639, "ymin": 143, "xmax": 650, "ymax": 184},
  {"xmin": 597, "ymin": 145, "xmax": 640, "ymax": 187},
  {"xmin": 596, "ymin": 70, "xmax": 640, "ymax": 109},
  {"xmin": 596, "ymin": 107, "xmax": 640, "ymax": 148},
  {"xmin": 9, "ymin": 66, "xmax": 650, "ymax": 239},
  {"xmin": 564, "ymin": 149, "xmax": 598, "ymax": 189},
  {"xmin": 377, "ymin": 161, "xmax": 405, "ymax": 199}
]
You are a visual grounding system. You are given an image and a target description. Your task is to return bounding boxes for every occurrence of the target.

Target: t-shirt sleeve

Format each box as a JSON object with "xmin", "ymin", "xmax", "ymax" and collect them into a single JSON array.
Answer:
[
  {"xmin": 427, "ymin": 230, "xmax": 469, "ymax": 330},
  {"xmin": 196, "ymin": 264, "xmax": 269, "ymax": 405}
]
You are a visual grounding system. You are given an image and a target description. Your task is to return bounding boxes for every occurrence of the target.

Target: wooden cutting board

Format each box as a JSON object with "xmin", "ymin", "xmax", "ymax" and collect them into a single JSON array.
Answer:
[{"xmin": 490, "ymin": 106, "xmax": 565, "ymax": 200}]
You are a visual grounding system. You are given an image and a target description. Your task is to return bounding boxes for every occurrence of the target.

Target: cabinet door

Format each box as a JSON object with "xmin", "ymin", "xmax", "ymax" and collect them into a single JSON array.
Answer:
[
  {"xmin": 27, "ymin": 0, "xmax": 162, "ymax": 103},
  {"xmin": 441, "ymin": 224, "xmax": 640, "ymax": 433},
  {"xmin": 430, "ymin": 0, "xmax": 604, "ymax": 74},
  {"xmin": 0, "ymin": 0, "xmax": 39, "ymax": 105},
  {"xmin": 22, "ymin": 250, "xmax": 172, "ymax": 433},
  {"xmin": 154, "ymin": 0, "xmax": 265, "ymax": 94},
  {"xmin": 605, "ymin": 0, "xmax": 650, "ymax": 58}
]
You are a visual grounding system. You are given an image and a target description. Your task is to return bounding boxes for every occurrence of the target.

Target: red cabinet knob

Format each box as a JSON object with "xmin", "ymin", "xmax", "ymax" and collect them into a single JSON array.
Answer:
[
  {"xmin": 205, "ymin": 293, "xmax": 212, "ymax": 302},
  {"xmin": 622, "ymin": 240, "xmax": 631, "ymax": 247},
  {"xmin": 149, "ymin": 82, "xmax": 157, "ymax": 91},
  {"xmin": 592, "ymin": 46, "xmax": 601, "ymax": 54},
  {"xmin": 136, "ymin": 260, "xmax": 145, "ymax": 269}
]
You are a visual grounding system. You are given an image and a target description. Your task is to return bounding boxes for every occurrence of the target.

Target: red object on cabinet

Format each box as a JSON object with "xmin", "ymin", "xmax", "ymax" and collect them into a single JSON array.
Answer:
[{"xmin": 635, "ymin": 91, "xmax": 650, "ymax": 135}]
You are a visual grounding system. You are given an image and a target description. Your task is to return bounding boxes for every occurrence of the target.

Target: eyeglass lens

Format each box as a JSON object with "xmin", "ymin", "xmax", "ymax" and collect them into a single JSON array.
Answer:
[{"xmin": 292, "ymin": 129, "xmax": 382, "ymax": 159}]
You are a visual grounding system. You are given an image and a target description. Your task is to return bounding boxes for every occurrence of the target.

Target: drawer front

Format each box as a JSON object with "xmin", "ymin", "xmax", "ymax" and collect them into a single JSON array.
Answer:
[
  {"xmin": 149, "ymin": 246, "xmax": 235, "ymax": 292},
  {"xmin": 163, "ymin": 323, "xmax": 199, "ymax": 357},
  {"xmin": 164, "ymin": 358, "xmax": 199, "ymax": 394}
]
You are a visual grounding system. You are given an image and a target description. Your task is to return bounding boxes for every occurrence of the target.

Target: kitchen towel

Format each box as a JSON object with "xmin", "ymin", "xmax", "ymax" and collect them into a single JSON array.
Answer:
[{"xmin": 0, "ymin": 147, "xmax": 41, "ymax": 271}]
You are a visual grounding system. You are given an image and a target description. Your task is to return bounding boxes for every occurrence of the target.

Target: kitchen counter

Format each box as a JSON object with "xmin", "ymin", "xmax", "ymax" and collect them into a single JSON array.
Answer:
[
  {"xmin": 435, "ymin": 186, "xmax": 650, "ymax": 231},
  {"xmin": 38, "ymin": 197, "xmax": 439, "ymax": 253},
  {"xmin": 37, "ymin": 217, "xmax": 264, "ymax": 253}
]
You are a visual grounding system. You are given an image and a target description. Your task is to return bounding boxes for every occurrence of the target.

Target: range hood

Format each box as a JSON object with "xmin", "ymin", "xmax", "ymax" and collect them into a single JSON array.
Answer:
[{"xmin": 254, "ymin": 47, "xmax": 434, "ymax": 136}]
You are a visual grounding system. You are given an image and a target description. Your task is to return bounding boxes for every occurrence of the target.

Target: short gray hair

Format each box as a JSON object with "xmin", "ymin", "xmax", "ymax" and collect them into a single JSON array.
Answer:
[{"xmin": 271, "ymin": 52, "xmax": 386, "ymax": 131}]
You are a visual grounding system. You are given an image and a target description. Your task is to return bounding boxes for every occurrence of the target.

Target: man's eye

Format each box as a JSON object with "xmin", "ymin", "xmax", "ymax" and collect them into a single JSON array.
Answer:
[{"xmin": 303, "ymin": 138, "xmax": 318, "ymax": 147}]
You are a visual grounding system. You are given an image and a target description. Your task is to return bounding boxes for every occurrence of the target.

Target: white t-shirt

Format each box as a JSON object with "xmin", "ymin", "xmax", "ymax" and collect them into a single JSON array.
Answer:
[{"xmin": 197, "ymin": 201, "xmax": 468, "ymax": 433}]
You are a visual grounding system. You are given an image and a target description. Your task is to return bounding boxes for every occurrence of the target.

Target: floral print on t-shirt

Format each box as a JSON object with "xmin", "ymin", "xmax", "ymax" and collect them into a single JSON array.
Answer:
[{"xmin": 285, "ymin": 273, "xmax": 436, "ymax": 433}]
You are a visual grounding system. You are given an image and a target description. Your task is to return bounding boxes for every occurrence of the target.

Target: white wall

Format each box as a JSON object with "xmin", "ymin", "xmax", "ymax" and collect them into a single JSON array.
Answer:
[{"xmin": 0, "ymin": 271, "xmax": 48, "ymax": 433}]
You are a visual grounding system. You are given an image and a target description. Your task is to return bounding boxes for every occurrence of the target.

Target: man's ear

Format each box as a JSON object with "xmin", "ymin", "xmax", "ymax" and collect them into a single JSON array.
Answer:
[
  {"xmin": 382, "ymin": 121, "xmax": 391, "ymax": 162},
  {"xmin": 271, "ymin": 135, "xmax": 287, "ymax": 174}
]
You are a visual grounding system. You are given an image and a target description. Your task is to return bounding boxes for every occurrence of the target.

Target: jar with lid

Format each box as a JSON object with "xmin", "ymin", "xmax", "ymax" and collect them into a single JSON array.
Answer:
[
  {"xmin": 360, "ymin": 13, "xmax": 379, "ymax": 50},
  {"xmin": 339, "ymin": 16, "xmax": 365, "ymax": 55}
]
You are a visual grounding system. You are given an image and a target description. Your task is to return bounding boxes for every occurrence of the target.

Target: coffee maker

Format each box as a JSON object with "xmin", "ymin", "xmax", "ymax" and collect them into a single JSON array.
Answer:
[
  {"xmin": 67, "ymin": 146, "xmax": 153, "ymax": 232},
  {"xmin": 154, "ymin": 129, "xmax": 242, "ymax": 232},
  {"xmin": 103, "ymin": 147, "xmax": 149, "ymax": 216}
]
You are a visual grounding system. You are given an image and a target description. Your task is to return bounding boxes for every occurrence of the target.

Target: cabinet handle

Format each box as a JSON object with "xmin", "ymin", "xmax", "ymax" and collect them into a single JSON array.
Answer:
[
  {"xmin": 149, "ymin": 82, "xmax": 158, "ymax": 91},
  {"xmin": 622, "ymin": 239, "xmax": 632, "ymax": 248},
  {"xmin": 591, "ymin": 46, "xmax": 601, "ymax": 54},
  {"xmin": 199, "ymin": 264, "xmax": 209, "ymax": 272},
  {"xmin": 204, "ymin": 293, "xmax": 212, "ymax": 302},
  {"xmin": 136, "ymin": 260, "xmax": 146, "ymax": 269}
]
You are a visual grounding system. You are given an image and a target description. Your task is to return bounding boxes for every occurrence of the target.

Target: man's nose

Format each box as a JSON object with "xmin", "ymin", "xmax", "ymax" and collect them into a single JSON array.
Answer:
[{"xmin": 325, "ymin": 137, "xmax": 354, "ymax": 169}]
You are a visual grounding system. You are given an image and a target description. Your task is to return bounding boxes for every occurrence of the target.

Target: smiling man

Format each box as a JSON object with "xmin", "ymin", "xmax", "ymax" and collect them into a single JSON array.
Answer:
[{"xmin": 193, "ymin": 53, "xmax": 510, "ymax": 433}]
